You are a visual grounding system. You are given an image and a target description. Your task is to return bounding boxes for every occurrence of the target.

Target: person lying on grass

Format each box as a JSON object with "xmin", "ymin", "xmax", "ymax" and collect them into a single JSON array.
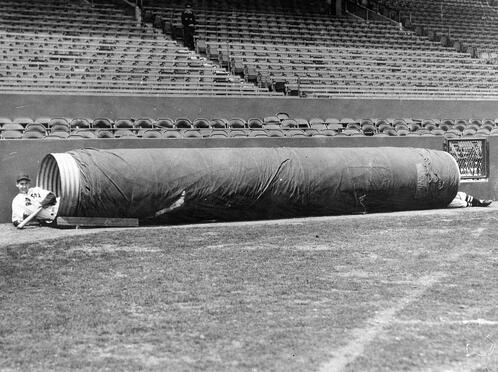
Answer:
[
  {"xmin": 448, "ymin": 191, "xmax": 492, "ymax": 208},
  {"xmin": 11, "ymin": 174, "xmax": 59, "ymax": 227}
]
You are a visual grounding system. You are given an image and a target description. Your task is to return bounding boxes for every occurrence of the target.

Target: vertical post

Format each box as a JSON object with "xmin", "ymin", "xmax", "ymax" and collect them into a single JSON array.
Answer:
[{"xmin": 297, "ymin": 77, "xmax": 301, "ymax": 97}]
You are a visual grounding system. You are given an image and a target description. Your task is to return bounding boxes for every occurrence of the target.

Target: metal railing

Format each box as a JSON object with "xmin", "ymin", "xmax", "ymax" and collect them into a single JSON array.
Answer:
[{"xmin": 445, "ymin": 138, "xmax": 489, "ymax": 179}]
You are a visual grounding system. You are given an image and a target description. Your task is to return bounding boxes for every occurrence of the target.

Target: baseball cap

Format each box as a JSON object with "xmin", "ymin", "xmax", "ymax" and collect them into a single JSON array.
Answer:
[{"xmin": 16, "ymin": 174, "xmax": 31, "ymax": 183}]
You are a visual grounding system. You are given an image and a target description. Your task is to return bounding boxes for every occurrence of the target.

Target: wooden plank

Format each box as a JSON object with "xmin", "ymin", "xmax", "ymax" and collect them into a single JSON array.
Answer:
[{"xmin": 56, "ymin": 216, "xmax": 139, "ymax": 228}]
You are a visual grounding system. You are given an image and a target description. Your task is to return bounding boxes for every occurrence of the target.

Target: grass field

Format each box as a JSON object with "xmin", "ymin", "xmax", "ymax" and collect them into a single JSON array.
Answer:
[{"xmin": 1, "ymin": 207, "xmax": 497, "ymax": 371}]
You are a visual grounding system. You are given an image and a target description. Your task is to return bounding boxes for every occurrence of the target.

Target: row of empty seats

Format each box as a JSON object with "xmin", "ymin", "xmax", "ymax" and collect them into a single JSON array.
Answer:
[
  {"xmin": 2, "ymin": 115, "xmax": 498, "ymax": 139},
  {"xmin": 0, "ymin": 0, "xmax": 272, "ymax": 96},
  {"xmin": 147, "ymin": 0, "xmax": 498, "ymax": 98},
  {"xmin": 375, "ymin": 0, "xmax": 498, "ymax": 56}
]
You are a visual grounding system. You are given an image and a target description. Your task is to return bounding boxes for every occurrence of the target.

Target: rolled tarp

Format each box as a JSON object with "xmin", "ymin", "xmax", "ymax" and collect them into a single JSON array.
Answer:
[{"xmin": 37, "ymin": 147, "xmax": 460, "ymax": 223}]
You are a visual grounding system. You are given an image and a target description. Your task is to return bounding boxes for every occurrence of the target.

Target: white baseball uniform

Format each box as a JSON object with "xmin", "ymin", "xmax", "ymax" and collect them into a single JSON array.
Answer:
[
  {"xmin": 447, "ymin": 191, "xmax": 474, "ymax": 208},
  {"xmin": 11, "ymin": 187, "xmax": 60, "ymax": 225}
]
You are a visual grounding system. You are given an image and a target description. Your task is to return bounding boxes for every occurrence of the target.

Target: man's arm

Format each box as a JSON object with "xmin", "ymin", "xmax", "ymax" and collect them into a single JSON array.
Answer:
[{"xmin": 12, "ymin": 196, "xmax": 26, "ymax": 226}]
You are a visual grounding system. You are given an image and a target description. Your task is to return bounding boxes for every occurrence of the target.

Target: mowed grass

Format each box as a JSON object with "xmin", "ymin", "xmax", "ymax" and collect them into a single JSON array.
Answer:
[{"xmin": 1, "ymin": 209, "xmax": 497, "ymax": 371}]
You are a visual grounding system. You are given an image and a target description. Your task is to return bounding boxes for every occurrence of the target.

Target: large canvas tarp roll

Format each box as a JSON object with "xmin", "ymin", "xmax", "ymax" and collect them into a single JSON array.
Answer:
[{"xmin": 37, "ymin": 147, "xmax": 460, "ymax": 223}]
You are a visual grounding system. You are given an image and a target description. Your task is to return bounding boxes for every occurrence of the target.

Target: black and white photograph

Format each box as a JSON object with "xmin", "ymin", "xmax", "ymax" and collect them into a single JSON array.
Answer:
[{"xmin": 0, "ymin": 0, "xmax": 497, "ymax": 370}]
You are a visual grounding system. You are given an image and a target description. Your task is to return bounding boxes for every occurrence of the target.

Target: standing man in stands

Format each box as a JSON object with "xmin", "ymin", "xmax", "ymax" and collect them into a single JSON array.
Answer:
[{"xmin": 181, "ymin": 3, "xmax": 196, "ymax": 50}]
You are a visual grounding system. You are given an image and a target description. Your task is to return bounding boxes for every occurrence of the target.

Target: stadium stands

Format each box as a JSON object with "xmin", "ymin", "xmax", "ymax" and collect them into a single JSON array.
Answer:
[
  {"xmin": 2, "ymin": 115, "xmax": 498, "ymax": 139},
  {"xmin": 143, "ymin": 0, "xmax": 498, "ymax": 99},
  {"xmin": 375, "ymin": 0, "xmax": 498, "ymax": 57},
  {"xmin": 1, "ymin": 0, "xmax": 497, "ymax": 98},
  {"xmin": 0, "ymin": 0, "xmax": 271, "ymax": 96}
]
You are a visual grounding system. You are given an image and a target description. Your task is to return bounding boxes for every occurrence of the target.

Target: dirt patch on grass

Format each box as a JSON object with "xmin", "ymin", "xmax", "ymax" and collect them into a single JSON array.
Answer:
[{"xmin": 66, "ymin": 244, "xmax": 161, "ymax": 254}]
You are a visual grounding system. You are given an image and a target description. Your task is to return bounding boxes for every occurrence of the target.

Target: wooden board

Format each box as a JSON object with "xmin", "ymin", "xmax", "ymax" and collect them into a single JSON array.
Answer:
[{"xmin": 56, "ymin": 216, "xmax": 139, "ymax": 228}]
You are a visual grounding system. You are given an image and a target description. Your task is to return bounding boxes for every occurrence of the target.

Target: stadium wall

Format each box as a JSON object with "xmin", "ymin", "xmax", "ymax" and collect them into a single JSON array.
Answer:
[
  {"xmin": 1, "ymin": 136, "xmax": 496, "ymax": 224},
  {"xmin": 3, "ymin": 94, "xmax": 498, "ymax": 120}
]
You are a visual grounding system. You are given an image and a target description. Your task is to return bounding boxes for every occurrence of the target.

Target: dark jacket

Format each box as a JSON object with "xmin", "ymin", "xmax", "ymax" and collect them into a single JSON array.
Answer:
[{"xmin": 181, "ymin": 10, "xmax": 196, "ymax": 28}]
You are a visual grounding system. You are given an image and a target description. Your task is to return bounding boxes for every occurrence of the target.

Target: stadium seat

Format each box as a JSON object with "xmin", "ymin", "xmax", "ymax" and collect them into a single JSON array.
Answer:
[
  {"xmin": 156, "ymin": 118, "xmax": 175, "ymax": 128},
  {"xmin": 440, "ymin": 119, "xmax": 454, "ymax": 130},
  {"xmin": 135, "ymin": 118, "xmax": 155, "ymax": 128},
  {"xmin": 431, "ymin": 129, "xmax": 445, "ymax": 136},
  {"xmin": 284, "ymin": 129, "xmax": 307, "ymax": 137},
  {"xmin": 2, "ymin": 123, "xmax": 24, "ymax": 131},
  {"xmin": 319, "ymin": 129, "xmax": 339, "ymax": 136},
  {"xmin": 421, "ymin": 120, "xmax": 437, "ymax": 131},
  {"xmin": 24, "ymin": 123, "xmax": 47, "ymax": 134},
  {"xmin": 210, "ymin": 118, "xmax": 228, "ymax": 128},
  {"xmin": 462, "ymin": 128, "xmax": 477, "ymax": 137},
  {"xmin": 228, "ymin": 118, "xmax": 247, "ymax": 128},
  {"xmin": 394, "ymin": 122, "xmax": 409, "ymax": 132},
  {"xmin": 0, "ymin": 118, "xmax": 12, "ymax": 126},
  {"xmin": 34, "ymin": 118, "xmax": 51, "ymax": 126},
  {"xmin": 22, "ymin": 131, "xmax": 45, "ymax": 139},
  {"xmin": 229, "ymin": 129, "xmax": 248, "ymax": 137},
  {"xmin": 281, "ymin": 119, "xmax": 298, "ymax": 128},
  {"xmin": 2, "ymin": 130, "xmax": 23, "ymax": 139},
  {"xmin": 92, "ymin": 118, "xmax": 113, "ymax": 129},
  {"xmin": 482, "ymin": 119, "xmax": 495, "ymax": 127},
  {"xmin": 72, "ymin": 129, "xmax": 96, "ymax": 138},
  {"xmin": 248, "ymin": 129, "xmax": 268, "ymax": 137},
  {"xmin": 362, "ymin": 124, "xmax": 376, "ymax": 136},
  {"xmin": 309, "ymin": 118, "xmax": 325, "ymax": 126},
  {"xmin": 14, "ymin": 117, "xmax": 33, "ymax": 126},
  {"xmin": 309, "ymin": 122, "xmax": 327, "ymax": 131},
  {"xmin": 263, "ymin": 116, "xmax": 280, "ymax": 125},
  {"xmin": 443, "ymin": 131, "xmax": 461, "ymax": 139},
  {"xmin": 276, "ymin": 112, "xmax": 289, "ymax": 121},
  {"xmin": 70, "ymin": 118, "xmax": 91, "ymax": 129},
  {"xmin": 345, "ymin": 122, "xmax": 361, "ymax": 131},
  {"xmin": 175, "ymin": 118, "xmax": 193, "ymax": 128},
  {"xmin": 49, "ymin": 118, "xmax": 70, "ymax": 129},
  {"xmin": 115, "ymin": 119, "xmax": 135, "ymax": 128},
  {"xmin": 183, "ymin": 129, "xmax": 202, "ymax": 138},
  {"xmin": 248, "ymin": 118, "xmax": 263, "ymax": 128},
  {"xmin": 469, "ymin": 119, "xmax": 482, "ymax": 127},
  {"xmin": 265, "ymin": 129, "xmax": 284, "ymax": 137},
  {"xmin": 51, "ymin": 123, "xmax": 71, "ymax": 133},
  {"xmin": 96, "ymin": 129, "xmax": 115, "ymax": 138},
  {"xmin": 391, "ymin": 119, "xmax": 406, "ymax": 127},
  {"xmin": 303, "ymin": 128, "xmax": 320, "ymax": 137},
  {"xmin": 262, "ymin": 121, "xmax": 280, "ymax": 129},
  {"xmin": 48, "ymin": 131, "xmax": 70, "ymax": 139},
  {"xmin": 377, "ymin": 122, "xmax": 393, "ymax": 132},
  {"xmin": 383, "ymin": 128, "xmax": 398, "ymax": 136},
  {"xmin": 141, "ymin": 129, "xmax": 163, "ymax": 138},
  {"xmin": 114, "ymin": 129, "xmax": 136, "ymax": 138},
  {"xmin": 446, "ymin": 128, "xmax": 462, "ymax": 137},
  {"xmin": 163, "ymin": 130, "xmax": 182, "ymax": 139},
  {"xmin": 453, "ymin": 122, "xmax": 467, "ymax": 132},
  {"xmin": 193, "ymin": 118, "xmax": 211, "ymax": 128},
  {"xmin": 295, "ymin": 118, "xmax": 310, "ymax": 128},
  {"xmin": 209, "ymin": 129, "xmax": 229, "ymax": 138}
]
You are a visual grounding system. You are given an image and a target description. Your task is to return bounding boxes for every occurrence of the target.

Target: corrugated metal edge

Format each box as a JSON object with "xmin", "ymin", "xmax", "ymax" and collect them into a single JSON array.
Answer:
[{"xmin": 37, "ymin": 153, "xmax": 80, "ymax": 216}]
